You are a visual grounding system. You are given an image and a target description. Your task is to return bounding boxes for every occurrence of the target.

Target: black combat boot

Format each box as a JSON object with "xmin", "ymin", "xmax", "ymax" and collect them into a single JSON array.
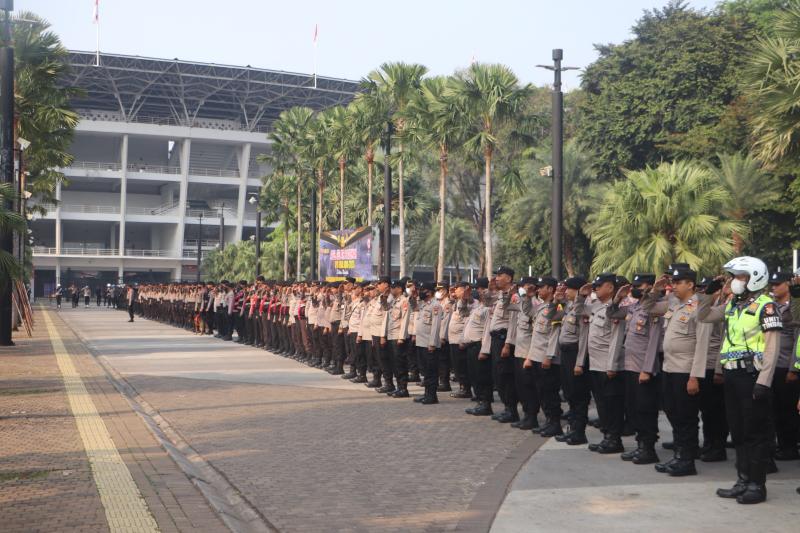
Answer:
[
  {"xmin": 736, "ymin": 482, "xmax": 766, "ymax": 505},
  {"xmin": 632, "ymin": 443, "xmax": 659, "ymax": 465},
  {"xmin": 716, "ymin": 472, "xmax": 749, "ymax": 499},
  {"xmin": 621, "ymin": 441, "xmax": 643, "ymax": 462},
  {"xmin": 665, "ymin": 448, "xmax": 697, "ymax": 477}
]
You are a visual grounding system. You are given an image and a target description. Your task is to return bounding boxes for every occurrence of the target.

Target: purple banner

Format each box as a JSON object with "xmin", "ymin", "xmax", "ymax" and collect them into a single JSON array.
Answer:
[{"xmin": 319, "ymin": 227, "xmax": 373, "ymax": 281}]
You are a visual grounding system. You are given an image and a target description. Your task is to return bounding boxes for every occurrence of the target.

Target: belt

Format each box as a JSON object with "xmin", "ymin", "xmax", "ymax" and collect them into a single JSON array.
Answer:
[
  {"xmin": 722, "ymin": 359, "xmax": 750, "ymax": 371},
  {"xmin": 490, "ymin": 329, "xmax": 507, "ymax": 338}
]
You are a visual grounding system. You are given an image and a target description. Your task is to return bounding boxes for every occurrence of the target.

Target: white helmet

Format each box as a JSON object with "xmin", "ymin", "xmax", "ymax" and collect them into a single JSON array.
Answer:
[{"xmin": 723, "ymin": 256, "xmax": 769, "ymax": 292}]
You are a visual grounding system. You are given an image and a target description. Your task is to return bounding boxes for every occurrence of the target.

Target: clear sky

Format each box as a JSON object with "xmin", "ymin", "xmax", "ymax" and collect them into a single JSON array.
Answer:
[{"xmin": 21, "ymin": 0, "xmax": 721, "ymax": 88}]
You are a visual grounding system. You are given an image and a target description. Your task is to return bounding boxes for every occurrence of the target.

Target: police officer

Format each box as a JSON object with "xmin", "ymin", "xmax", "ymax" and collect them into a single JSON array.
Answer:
[
  {"xmin": 608, "ymin": 274, "xmax": 662, "ymax": 464},
  {"xmin": 507, "ymin": 277, "xmax": 540, "ymax": 431},
  {"xmin": 413, "ymin": 281, "xmax": 442, "ymax": 404},
  {"xmin": 463, "ymin": 278, "xmax": 494, "ymax": 415},
  {"xmin": 527, "ymin": 276, "xmax": 562, "ymax": 437},
  {"xmin": 485, "ymin": 266, "xmax": 520, "ymax": 423},
  {"xmin": 386, "ymin": 280, "xmax": 411, "ymax": 398},
  {"xmin": 698, "ymin": 257, "xmax": 783, "ymax": 504},
  {"xmin": 448, "ymin": 281, "xmax": 475, "ymax": 399}
]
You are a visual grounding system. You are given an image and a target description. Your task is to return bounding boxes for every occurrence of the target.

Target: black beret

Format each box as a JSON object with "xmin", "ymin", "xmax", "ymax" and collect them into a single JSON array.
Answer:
[
  {"xmin": 436, "ymin": 281, "xmax": 449, "ymax": 290},
  {"xmin": 519, "ymin": 276, "xmax": 538, "ymax": 286},
  {"xmin": 475, "ymin": 277, "xmax": 490, "ymax": 289},
  {"xmin": 592, "ymin": 273, "xmax": 616, "ymax": 286},
  {"xmin": 421, "ymin": 281, "xmax": 437, "ymax": 292},
  {"xmin": 632, "ymin": 273, "xmax": 656, "ymax": 286},
  {"xmin": 672, "ymin": 269, "xmax": 697, "ymax": 282},
  {"xmin": 456, "ymin": 281, "xmax": 471, "ymax": 288},
  {"xmin": 664, "ymin": 263, "xmax": 690, "ymax": 274},
  {"xmin": 391, "ymin": 280, "xmax": 405, "ymax": 289},
  {"xmin": 377, "ymin": 276, "xmax": 391, "ymax": 284},
  {"xmin": 345, "ymin": 276, "xmax": 356, "ymax": 284},
  {"xmin": 615, "ymin": 275, "xmax": 630, "ymax": 286},
  {"xmin": 399, "ymin": 276, "xmax": 411, "ymax": 284},
  {"xmin": 563, "ymin": 276, "xmax": 586, "ymax": 290},
  {"xmin": 359, "ymin": 280, "xmax": 371, "ymax": 288},
  {"xmin": 494, "ymin": 265, "xmax": 515, "ymax": 278},
  {"xmin": 697, "ymin": 276, "xmax": 711, "ymax": 288},
  {"xmin": 769, "ymin": 271, "xmax": 792, "ymax": 284},
  {"xmin": 537, "ymin": 276, "xmax": 558, "ymax": 288}
]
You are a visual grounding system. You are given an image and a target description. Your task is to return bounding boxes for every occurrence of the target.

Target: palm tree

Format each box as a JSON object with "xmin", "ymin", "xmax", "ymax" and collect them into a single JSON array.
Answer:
[
  {"xmin": 406, "ymin": 76, "xmax": 469, "ymax": 281},
  {"xmin": 589, "ymin": 161, "xmax": 745, "ymax": 277},
  {"xmin": 0, "ymin": 183, "xmax": 24, "ymax": 289},
  {"xmin": 303, "ymin": 111, "xmax": 333, "ymax": 274},
  {"xmin": 326, "ymin": 105, "xmax": 358, "ymax": 231},
  {"xmin": 259, "ymin": 144, "xmax": 296, "ymax": 280},
  {"xmin": 269, "ymin": 106, "xmax": 314, "ymax": 279},
  {"xmin": 707, "ymin": 152, "xmax": 781, "ymax": 254},
  {"xmin": 13, "ymin": 12, "xmax": 79, "ymax": 205},
  {"xmin": 368, "ymin": 62, "xmax": 428, "ymax": 277},
  {"xmin": 407, "ymin": 216, "xmax": 481, "ymax": 282},
  {"xmin": 448, "ymin": 63, "xmax": 529, "ymax": 275},
  {"xmin": 744, "ymin": 1, "xmax": 800, "ymax": 166},
  {"xmin": 350, "ymin": 82, "xmax": 390, "ymax": 228}
]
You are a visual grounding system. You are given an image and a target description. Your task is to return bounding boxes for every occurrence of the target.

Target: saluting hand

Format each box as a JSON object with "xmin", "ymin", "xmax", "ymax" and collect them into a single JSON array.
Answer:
[
  {"xmin": 614, "ymin": 284, "xmax": 631, "ymax": 304},
  {"xmin": 578, "ymin": 283, "xmax": 593, "ymax": 297}
]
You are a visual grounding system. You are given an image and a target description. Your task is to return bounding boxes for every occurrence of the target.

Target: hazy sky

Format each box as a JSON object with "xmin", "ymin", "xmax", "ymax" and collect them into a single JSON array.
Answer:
[{"xmin": 22, "ymin": 0, "xmax": 721, "ymax": 88}]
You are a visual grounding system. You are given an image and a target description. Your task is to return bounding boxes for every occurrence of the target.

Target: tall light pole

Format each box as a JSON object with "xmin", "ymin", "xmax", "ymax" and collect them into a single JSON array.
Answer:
[
  {"xmin": 0, "ymin": 1, "xmax": 14, "ymax": 346},
  {"xmin": 218, "ymin": 202, "xmax": 225, "ymax": 251},
  {"xmin": 249, "ymin": 194, "xmax": 261, "ymax": 278},
  {"xmin": 382, "ymin": 121, "xmax": 393, "ymax": 278},
  {"xmin": 537, "ymin": 49, "xmax": 578, "ymax": 280}
]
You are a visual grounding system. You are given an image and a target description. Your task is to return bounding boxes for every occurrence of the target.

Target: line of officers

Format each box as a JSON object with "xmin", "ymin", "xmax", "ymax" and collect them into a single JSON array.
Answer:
[{"xmin": 131, "ymin": 255, "xmax": 800, "ymax": 505}]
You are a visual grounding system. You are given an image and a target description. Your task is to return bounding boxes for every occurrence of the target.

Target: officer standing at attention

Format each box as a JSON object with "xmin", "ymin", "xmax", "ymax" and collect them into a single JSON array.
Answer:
[
  {"xmin": 698, "ymin": 257, "xmax": 783, "ymax": 504},
  {"xmin": 643, "ymin": 268, "xmax": 705, "ymax": 477},
  {"xmin": 463, "ymin": 278, "xmax": 494, "ymax": 416},
  {"xmin": 413, "ymin": 281, "xmax": 443, "ymax": 404},
  {"xmin": 448, "ymin": 281, "xmax": 476, "ymax": 399},
  {"xmin": 386, "ymin": 280, "xmax": 411, "ymax": 398},
  {"xmin": 485, "ymin": 266, "xmax": 520, "ymax": 423},
  {"xmin": 554, "ymin": 276, "xmax": 588, "ymax": 444},
  {"xmin": 436, "ymin": 282, "xmax": 453, "ymax": 392},
  {"xmin": 507, "ymin": 277, "xmax": 540, "ymax": 431}
]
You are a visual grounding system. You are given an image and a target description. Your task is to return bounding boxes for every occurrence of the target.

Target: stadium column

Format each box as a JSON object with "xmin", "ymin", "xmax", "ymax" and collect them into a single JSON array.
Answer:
[
  {"xmin": 176, "ymin": 139, "xmax": 191, "ymax": 265},
  {"xmin": 235, "ymin": 143, "xmax": 251, "ymax": 243},
  {"xmin": 54, "ymin": 180, "xmax": 61, "ymax": 255},
  {"xmin": 118, "ymin": 134, "xmax": 128, "ymax": 261}
]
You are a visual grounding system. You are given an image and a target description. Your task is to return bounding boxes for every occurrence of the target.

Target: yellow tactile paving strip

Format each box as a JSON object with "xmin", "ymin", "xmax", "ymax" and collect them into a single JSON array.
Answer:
[{"xmin": 42, "ymin": 310, "xmax": 160, "ymax": 533}]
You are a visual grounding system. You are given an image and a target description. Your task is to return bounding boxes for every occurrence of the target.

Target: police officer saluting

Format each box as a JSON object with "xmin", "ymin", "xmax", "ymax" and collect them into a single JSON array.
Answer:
[{"xmin": 697, "ymin": 257, "xmax": 783, "ymax": 504}]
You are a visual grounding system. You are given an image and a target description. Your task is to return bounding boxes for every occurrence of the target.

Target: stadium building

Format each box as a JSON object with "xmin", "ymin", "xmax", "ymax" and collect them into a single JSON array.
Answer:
[{"xmin": 29, "ymin": 51, "xmax": 359, "ymax": 297}]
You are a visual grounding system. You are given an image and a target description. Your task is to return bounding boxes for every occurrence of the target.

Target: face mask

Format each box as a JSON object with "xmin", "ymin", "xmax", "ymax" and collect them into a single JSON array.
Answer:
[
  {"xmin": 435, "ymin": 291, "xmax": 444, "ymax": 300},
  {"xmin": 518, "ymin": 287, "xmax": 527, "ymax": 297},
  {"xmin": 405, "ymin": 287, "xmax": 412, "ymax": 296},
  {"xmin": 731, "ymin": 279, "xmax": 747, "ymax": 295},
  {"xmin": 631, "ymin": 288, "xmax": 643, "ymax": 299}
]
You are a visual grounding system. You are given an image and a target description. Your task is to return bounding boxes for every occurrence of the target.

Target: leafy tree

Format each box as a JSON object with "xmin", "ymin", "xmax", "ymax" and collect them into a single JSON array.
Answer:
[
  {"xmin": 589, "ymin": 161, "xmax": 744, "ymax": 277},
  {"xmin": 350, "ymin": 84, "xmax": 390, "ymax": 228},
  {"xmin": 407, "ymin": 216, "xmax": 481, "ymax": 281},
  {"xmin": 578, "ymin": 1, "xmax": 758, "ymax": 176},
  {"xmin": 0, "ymin": 183, "xmax": 24, "ymax": 289}
]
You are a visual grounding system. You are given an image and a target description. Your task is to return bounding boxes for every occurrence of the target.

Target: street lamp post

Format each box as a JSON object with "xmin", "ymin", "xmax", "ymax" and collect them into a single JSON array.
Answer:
[
  {"xmin": 537, "ymin": 49, "xmax": 578, "ymax": 280},
  {"xmin": 382, "ymin": 121, "xmax": 393, "ymax": 278},
  {"xmin": 219, "ymin": 202, "xmax": 225, "ymax": 251},
  {"xmin": 249, "ymin": 195, "xmax": 261, "ymax": 278},
  {"xmin": 0, "ymin": 1, "xmax": 14, "ymax": 346}
]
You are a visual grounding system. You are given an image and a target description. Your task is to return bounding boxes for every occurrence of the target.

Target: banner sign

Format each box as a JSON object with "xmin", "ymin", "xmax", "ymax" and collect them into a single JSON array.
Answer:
[{"xmin": 319, "ymin": 226, "xmax": 373, "ymax": 281}]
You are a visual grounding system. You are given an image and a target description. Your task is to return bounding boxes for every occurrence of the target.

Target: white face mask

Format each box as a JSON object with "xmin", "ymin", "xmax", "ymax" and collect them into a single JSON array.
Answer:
[
  {"xmin": 518, "ymin": 287, "xmax": 527, "ymax": 297},
  {"xmin": 435, "ymin": 291, "xmax": 444, "ymax": 300},
  {"xmin": 731, "ymin": 279, "xmax": 747, "ymax": 295},
  {"xmin": 405, "ymin": 287, "xmax": 412, "ymax": 296}
]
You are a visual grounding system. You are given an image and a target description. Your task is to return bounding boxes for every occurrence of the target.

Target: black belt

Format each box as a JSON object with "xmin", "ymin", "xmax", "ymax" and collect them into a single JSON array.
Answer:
[{"xmin": 490, "ymin": 329, "xmax": 507, "ymax": 337}]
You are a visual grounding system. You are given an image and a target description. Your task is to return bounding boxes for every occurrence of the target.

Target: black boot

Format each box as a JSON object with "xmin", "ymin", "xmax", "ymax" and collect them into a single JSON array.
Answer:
[
  {"xmin": 736, "ymin": 482, "xmax": 766, "ymax": 505},
  {"xmin": 632, "ymin": 444, "xmax": 659, "ymax": 465},
  {"xmin": 539, "ymin": 418, "xmax": 564, "ymax": 438},
  {"xmin": 437, "ymin": 378, "xmax": 452, "ymax": 393},
  {"xmin": 366, "ymin": 377, "xmax": 381, "ymax": 388},
  {"xmin": 496, "ymin": 409, "xmax": 520, "ymax": 424},
  {"xmin": 466, "ymin": 401, "xmax": 493, "ymax": 416},
  {"xmin": 716, "ymin": 473, "xmax": 749, "ymax": 499},
  {"xmin": 700, "ymin": 447, "xmax": 727, "ymax": 462},
  {"xmin": 376, "ymin": 380, "xmax": 396, "ymax": 394},
  {"xmin": 655, "ymin": 452, "xmax": 678, "ymax": 473},
  {"xmin": 450, "ymin": 385, "xmax": 472, "ymax": 399},
  {"xmin": 621, "ymin": 441, "xmax": 643, "ymax": 462},
  {"xmin": 775, "ymin": 447, "xmax": 800, "ymax": 461},
  {"xmin": 589, "ymin": 436, "xmax": 609, "ymax": 452},
  {"xmin": 391, "ymin": 387, "xmax": 410, "ymax": 398},
  {"xmin": 515, "ymin": 414, "xmax": 537, "ymax": 431},
  {"xmin": 596, "ymin": 437, "xmax": 624, "ymax": 454},
  {"xmin": 565, "ymin": 431, "xmax": 588, "ymax": 445},
  {"xmin": 665, "ymin": 449, "xmax": 697, "ymax": 477}
]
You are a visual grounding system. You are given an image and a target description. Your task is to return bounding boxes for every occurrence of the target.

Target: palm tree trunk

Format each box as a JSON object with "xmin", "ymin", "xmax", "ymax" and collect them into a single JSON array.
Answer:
[
  {"xmin": 398, "ymin": 141, "xmax": 406, "ymax": 277},
  {"xmin": 484, "ymin": 148, "xmax": 493, "ymax": 276},
  {"xmin": 436, "ymin": 150, "xmax": 447, "ymax": 282},
  {"xmin": 339, "ymin": 157, "xmax": 345, "ymax": 231},
  {"xmin": 367, "ymin": 147, "xmax": 374, "ymax": 228},
  {"xmin": 317, "ymin": 165, "xmax": 324, "ymax": 276},
  {"xmin": 283, "ymin": 198, "xmax": 289, "ymax": 281},
  {"xmin": 564, "ymin": 234, "xmax": 575, "ymax": 278},
  {"xmin": 296, "ymin": 181, "xmax": 302, "ymax": 280}
]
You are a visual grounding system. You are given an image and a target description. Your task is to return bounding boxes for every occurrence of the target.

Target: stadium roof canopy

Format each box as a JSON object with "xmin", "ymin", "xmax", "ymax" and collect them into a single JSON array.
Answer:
[{"xmin": 62, "ymin": 51, "xmax": 361, "ymax": 132}]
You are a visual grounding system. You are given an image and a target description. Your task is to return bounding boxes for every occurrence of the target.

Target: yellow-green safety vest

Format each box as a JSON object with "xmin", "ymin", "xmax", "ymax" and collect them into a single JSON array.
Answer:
[{"xmin": 720, "ymin": 294, "xmax": 773, "ymax": 365}]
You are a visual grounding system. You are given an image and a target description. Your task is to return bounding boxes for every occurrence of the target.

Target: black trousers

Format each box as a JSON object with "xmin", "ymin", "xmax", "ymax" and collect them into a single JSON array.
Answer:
[
  {"xmin": 451, "ymin": 343, "xmax": 470, "ymax": 390},
  {"xmin": 128, "ymin": 302, "xmax": 135, "ymax": 321},
  {"xmin": 467, "ymin": 342, "xmax": 493, "ymax": 403},
  {"xmin": 625, "ymin": 370, "xmax": 660, "ymax": 446},
  {"xmin": 664, "ymin": 372, "xmax": 700, "ymax": 455},
  {"xmin": 389, "ymin": 339, "xmax": 409, "ymax": 388},
  {"xmin": 354, "ymin": 336, "xmax": 368, "ymax": 376},
  {"xmin": 559, "ymin": 343, "xmax": 578, "ymax": 405},
  {"xmin": 772, "ymin": 367, "xmax": 800, "ymax": 454},
  {"xmin": 699, "ymin": 368, "xmax": 728, "ymax": 450},
  {"xmin": 438, "ymin": 342, "xmax": 451, "ymax": 382},
  {"xmin": 370, "ymin": 336, "xmax": 386, "ymax": 380},
  {"xmin": 724, "ymin": 368, "xmax": 774, "ymax": 485},
  {"xmin": 407, "ymin": 336, "xmax": 419, "ymax": 374},
  {"xmin": 589, "ymin": 370, "xmax": 608, "ymax": 433},
  {"xmin": 570, "ymin": 367, "xmax": 592, "ymax": 433},
  {"xmin": 603, "ymin": 372, "xmax": 625, "ymax": 440},
  {"xmin": 513, "ymin": 357, "xmax": 539, "ymax": 416},
  {"xmin": 330, "ymin": 322, "xmax": 344, "ymax": 368},
  {"xmin": 534, "ymin": 361, "xmax": 562, "ymax": 421},
  {"xmin": 418, "ymin": 346, "xmax": 438, "ymax": 399},
  {"xmin": 491, "ymin": 331, "xmax": 517, "ymax": 413}
]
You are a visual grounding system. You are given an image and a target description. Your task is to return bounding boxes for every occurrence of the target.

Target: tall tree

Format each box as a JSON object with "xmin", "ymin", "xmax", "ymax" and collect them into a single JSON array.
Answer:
[
  {"xmin": 326, "ymin": 105, "xmax": 358, "ymax": 231},
  {"xmin": 448, "ymin": 63, "xmax": 528, "ymax": 275},
  {"xmin": 368, "ymin": 62, "xmax": 428, "ymax": 277},
  {"xmin": 351, "ymin": 81, "xmax": 390, "ymax": 229},
  {"xmin": 269, "ymin": 106, "xmax": 314, "ymax": 279},
  {"xmin": 406, "ymin": 76, "xmax": 469, "ymax": 281},
  {"xmin": 589, "ymin": 161, "xmax": 744, "ymax": 277}
]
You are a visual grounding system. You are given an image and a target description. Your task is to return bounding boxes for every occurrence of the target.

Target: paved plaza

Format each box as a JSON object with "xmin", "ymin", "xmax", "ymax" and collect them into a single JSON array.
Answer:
[{"xmin": 1, "ymin": 305, "xmax": 799, "ymax": 532}]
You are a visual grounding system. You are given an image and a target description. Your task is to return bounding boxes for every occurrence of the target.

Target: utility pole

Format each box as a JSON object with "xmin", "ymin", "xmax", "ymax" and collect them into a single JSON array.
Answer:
[
  {"xmin": 310, "ymin": 188, "xmax": 317, "ymax": 280},
  {"xmin": 249, "ymin": 195, "xmax": 261, "ymax": 278},
  {"xmin": 382, "ymin": 121, "xmax": 393, "ymax": 278},
  {"xmin": 196, "ymin": 212, "xmax": 202, "ymax": 282},
  {"xmin": 0, "ymin": 1, "xmax": 14, "ymax": 346},
  {"xmin": 537, "ymin": 49, "xmax": 578, "ymax": 280},
  {"xmin": 218, "ymin": 203, "xmax": 225, "ymax": 251}
]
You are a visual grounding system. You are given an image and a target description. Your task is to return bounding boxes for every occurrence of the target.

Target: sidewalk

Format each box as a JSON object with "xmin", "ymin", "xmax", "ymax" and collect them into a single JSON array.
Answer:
[{"xmin": 0, "ymin": 307, "xmax": 226, "ymax": 533}]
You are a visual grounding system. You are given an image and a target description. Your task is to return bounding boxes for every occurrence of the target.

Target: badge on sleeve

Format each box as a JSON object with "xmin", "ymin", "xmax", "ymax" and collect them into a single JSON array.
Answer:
[{"xmin": 764, "ymin": 303, "xmax": 775, "ymax": 315}]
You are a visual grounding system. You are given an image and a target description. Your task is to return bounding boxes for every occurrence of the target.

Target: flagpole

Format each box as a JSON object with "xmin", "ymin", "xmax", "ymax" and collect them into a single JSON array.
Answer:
[
  {"xmin": 95, "ymin": 21, "xmax": 100, "ymax": 66},
  {"xmin": 94, "ymin": 0, "xmax": 100, "ymax": 66},
  {"xmin": 313, "ymin": 23, "xmax": 318, "ymax": 89}
]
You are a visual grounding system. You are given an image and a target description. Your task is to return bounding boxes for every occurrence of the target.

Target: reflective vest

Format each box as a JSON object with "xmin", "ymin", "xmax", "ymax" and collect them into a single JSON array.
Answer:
[
  {"xmin": 720, "ymin": 294, "xmax": 772, "ymax": 364},
  {"xmin": 794, "ymin": 335, "xmax": 800, "ymax": 371}
]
